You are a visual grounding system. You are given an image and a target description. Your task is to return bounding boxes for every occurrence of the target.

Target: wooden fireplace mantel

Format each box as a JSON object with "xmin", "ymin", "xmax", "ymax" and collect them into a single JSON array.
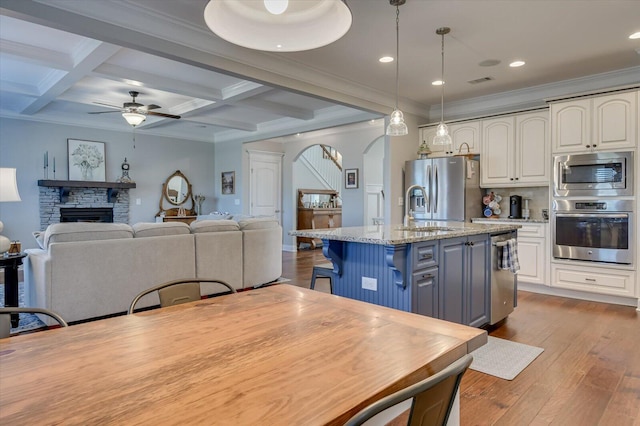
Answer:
[{"xmin": 38, "ymin": 180, "xmax": 136, "ymax": 203}]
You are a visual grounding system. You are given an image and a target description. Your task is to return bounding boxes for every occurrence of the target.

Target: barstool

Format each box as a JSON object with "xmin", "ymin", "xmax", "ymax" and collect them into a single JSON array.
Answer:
[{"xmin": 310, "ymin": 263, "xmax": 334, "ymax": 294}]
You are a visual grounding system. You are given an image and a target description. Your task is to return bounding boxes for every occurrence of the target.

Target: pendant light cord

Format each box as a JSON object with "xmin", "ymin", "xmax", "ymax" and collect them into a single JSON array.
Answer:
[
  {"xmin": 440, "ymin": 31, "xmax": 445, "ymax": 123},
  {"xmin": 395, "ymin": 5, "xmax": 400, "ymax": 110}
]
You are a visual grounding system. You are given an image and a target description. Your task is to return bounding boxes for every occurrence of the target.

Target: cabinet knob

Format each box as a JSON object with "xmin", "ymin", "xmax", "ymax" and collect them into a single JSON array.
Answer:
[
  {"xmin": 421, "ymin": 254, "xmax": 433, "ymax": 260},
  {"xmin": 515, "ymin": 177, "xmax": 519, "ymax": 180},
  {"xmin": 510, "ymin": 178, "xmax": 514, "ymax": 181},
  {"xmin": 592, "ymin": 144, "xmax": 597, "ymax": 148},
  {"xmin": 586, "ymin": 145, "xmax": 591, "ymax": 148}
]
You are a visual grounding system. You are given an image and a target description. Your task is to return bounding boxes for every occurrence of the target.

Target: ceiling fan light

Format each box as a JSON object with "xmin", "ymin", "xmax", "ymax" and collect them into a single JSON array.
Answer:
[
  {"xmin": 203, "ymin": 0, "xmax": 352, "ymax": 52},
  {"xmin": 432, "ymin": 122, "xmax": 452, "ymax": 145},
  {"xmin": 386, "ymin": 109, "xmax": 409, "ymax": 136},
  {"xmin": 122, "ymin": 112, "xmax": 146, "ymax": 127}
]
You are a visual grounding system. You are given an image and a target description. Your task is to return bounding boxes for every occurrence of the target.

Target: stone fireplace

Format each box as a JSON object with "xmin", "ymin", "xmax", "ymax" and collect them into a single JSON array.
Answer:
[{"xmin": 38, "ymin": 181, "xmax": 134, "ymax": 230}]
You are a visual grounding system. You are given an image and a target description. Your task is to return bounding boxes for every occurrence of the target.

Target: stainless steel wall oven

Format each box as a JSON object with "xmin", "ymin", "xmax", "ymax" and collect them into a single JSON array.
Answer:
[
  {"xmin": 554, "ymin": 151, "xmax": 633, "ymax": 197},
  {"xmin": 552, "ymin": 199, "xmax": 634, "ymax": 265}
]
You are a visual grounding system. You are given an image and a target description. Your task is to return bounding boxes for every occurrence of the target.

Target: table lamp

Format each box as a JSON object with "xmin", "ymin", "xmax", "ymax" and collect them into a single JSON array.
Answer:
[{"xmin": 0, "ymin": 168, "xmax": 22, "ymax": 253}]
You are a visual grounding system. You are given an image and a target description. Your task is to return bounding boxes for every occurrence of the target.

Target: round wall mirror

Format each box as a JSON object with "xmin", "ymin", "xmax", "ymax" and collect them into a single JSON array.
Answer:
[{"xmin": 164, "ymin": 170, "xmax": 191, "ymax": 206}]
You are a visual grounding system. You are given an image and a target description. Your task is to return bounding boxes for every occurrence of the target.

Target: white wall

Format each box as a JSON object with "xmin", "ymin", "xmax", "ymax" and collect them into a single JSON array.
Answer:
[{"xmin": 0, "ymin": 117, "xmax": 216, "ymax": 249}]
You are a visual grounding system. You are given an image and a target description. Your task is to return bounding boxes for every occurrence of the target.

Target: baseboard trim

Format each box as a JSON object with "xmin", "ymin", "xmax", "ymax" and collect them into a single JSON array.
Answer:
[
  {"xmin": 282, "ymin": 245, "xmax": 297, "ymax": 252},
  {"xmin": 519, "ymin": 282, "xmax": 639, "ymax": 308}
]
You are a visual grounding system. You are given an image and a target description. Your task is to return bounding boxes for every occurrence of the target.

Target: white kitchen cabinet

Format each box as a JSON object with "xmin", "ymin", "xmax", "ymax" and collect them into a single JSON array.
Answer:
[
  {"xmin": 419, "ymin": 125, "xmax": 450, "ymax": 156},
  {"xmin": 480, "ymin": 110, "xmax": 549, "ymax": 187},
  {"xmin": 473, "ymin": 220, "xmax": 548, "ymax": 287},
  {"xmin": 551, "ymin": 90, "xmax": 637, "ymax": 153},
  {"xmin": 551, "ymin": 262, "xmax": 636, "ymax": 298},
  {"xmin": 449, "ymin": 121, "xmax": 481, "ymax": 155}
]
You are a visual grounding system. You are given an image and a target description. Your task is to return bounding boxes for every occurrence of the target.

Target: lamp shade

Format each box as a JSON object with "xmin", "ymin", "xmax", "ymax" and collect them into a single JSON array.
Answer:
[
  {"xmin": 122, "ymin": 112, "xmax": 146, "ymax": 127},
  {"xmin": 0, "ymin": 168, "xmax": 21, "ymax": 202},
  {"xmin": 204, "ymin": 0, "xmax": 352, "ymax": 52}
]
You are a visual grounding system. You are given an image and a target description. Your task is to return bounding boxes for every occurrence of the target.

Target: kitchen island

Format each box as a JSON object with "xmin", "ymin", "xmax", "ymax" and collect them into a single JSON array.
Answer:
[{"xmin": 290, "ymin": 221, "xmax": 521, "ymax": 327}]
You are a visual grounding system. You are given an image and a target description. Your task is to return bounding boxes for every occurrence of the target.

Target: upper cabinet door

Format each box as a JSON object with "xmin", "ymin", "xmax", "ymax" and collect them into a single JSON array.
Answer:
[
  {"xmin": 450, "ymin": 121, "xmax": 481, "ymax": 155},
  {"xmin": 480, "ymin": 116, "xmax": 514, "ymax": 187},
  {"xmin": 551, "ymin": 99, "xmax": 590, "ymax": 154},
  {"xmin": 593, "ymin": 91, "xmax": 637, "ymax": 151},
  {"xmin": 516, "ymin": 111, "xmax": 549, "ymax": 185}
]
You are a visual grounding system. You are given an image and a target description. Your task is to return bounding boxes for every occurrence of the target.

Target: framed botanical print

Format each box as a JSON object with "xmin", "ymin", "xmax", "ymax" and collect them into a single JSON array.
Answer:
[{"xmin": 68, "ymin": 139, "xmax": 106, "ymax": 181}]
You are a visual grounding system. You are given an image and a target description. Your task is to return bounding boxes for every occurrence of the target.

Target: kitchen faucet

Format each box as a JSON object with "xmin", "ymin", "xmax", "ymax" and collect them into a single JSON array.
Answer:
[
  {"xmin": 457, "ymin": 142, "xmax": 471, "ymax": 155},
  {"xmin": 404, "ymin": 184, "xmax": 427, "ymax": 227}
]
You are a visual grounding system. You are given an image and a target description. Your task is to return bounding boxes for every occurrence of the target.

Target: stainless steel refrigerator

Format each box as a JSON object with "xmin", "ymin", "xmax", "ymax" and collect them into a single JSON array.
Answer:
[{"xmin": 404, "ymin": 157, "xmax": 481, "ymax": 222}]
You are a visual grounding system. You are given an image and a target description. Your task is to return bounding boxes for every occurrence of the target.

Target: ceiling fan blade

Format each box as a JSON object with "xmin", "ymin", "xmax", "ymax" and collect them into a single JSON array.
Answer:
[
  {"xmin": 143, "ymin": 104, "xmax": 161, "ymax": 111},
  {"xmin": 148, "ymin": 111, "xmax": 181, "ymax": 119},
  {"xmin": 88, "ymin": 110, "xmax": 122, "ymax": 114},
  {"xmin": 92, "ymin": 102, "xmax": 122, "ymax": 110}
]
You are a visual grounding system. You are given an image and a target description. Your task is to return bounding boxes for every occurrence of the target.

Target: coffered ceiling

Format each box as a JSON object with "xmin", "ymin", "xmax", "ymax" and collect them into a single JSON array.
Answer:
[{"xmin": 1, "ymin": 0, "xmax": 639, "ymax": 144}]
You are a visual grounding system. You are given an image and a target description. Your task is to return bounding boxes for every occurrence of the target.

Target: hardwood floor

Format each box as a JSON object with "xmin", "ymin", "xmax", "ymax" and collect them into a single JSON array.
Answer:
[{"xmin": 282, "ymin": 249, "xmax": 640, "ymax": 425}]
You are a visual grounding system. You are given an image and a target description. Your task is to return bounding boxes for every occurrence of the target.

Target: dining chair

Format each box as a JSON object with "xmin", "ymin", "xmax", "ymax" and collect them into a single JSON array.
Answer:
[
  {"xmin": 344, "ymin": 354, "xmax": 473, "ymax": 426},
  {"xmin": 0, "ymin": 307, "xmax": 68, "ymax": 338},
  {"xmin": 128, "ymin": 278, "xmax": 236, "ymax": 314}
]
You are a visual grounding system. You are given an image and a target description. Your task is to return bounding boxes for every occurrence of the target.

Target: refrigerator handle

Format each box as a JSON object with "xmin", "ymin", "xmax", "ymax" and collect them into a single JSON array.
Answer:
[
  {"xmin": 426, "ymin": 165, "xmax": 432, "ymax": 212},
  {"xmin": 434, "ymin": 165, "xmax": 438, "ymax": 213}
]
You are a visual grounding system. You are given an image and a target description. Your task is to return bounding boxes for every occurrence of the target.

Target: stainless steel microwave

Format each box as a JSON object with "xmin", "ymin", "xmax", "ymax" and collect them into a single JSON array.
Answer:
[{"xmin": 554, "ymin": 151, "xmax": 634, "ymax": 197}]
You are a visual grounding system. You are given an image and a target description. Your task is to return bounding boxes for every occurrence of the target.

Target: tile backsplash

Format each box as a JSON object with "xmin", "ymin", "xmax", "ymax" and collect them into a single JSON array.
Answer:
[{"xmin": 483, "ymin": 186, "xmax": 549, "ymax": 220}]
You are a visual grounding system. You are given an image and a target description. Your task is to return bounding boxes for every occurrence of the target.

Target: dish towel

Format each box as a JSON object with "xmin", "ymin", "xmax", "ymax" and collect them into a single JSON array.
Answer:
[{"xmin": 500, "ymin": 238, "xmax": 520, "ymax": 273}]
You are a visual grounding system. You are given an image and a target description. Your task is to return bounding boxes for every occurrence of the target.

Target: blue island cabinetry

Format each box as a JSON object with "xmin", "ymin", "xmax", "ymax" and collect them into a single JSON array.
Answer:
[
  {"xmin": 290, "ymin": 223, "xmax": 520, "ymax": 327},
  {"xmin": 321, "ymin": 233, "xmax": 496, "ymax": 328}
]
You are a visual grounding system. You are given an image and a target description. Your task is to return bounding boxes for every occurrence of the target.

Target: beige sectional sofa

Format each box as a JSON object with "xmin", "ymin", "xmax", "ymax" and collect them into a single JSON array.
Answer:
[{"xmin": 25, "ymin": 218, "xmax": 282, "ymax": 324}]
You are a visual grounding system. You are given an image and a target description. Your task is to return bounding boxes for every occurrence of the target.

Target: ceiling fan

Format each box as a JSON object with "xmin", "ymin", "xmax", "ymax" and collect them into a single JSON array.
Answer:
[{"xmin": 89, "ymin": 90, "xmax": 181, "ymax": 127}]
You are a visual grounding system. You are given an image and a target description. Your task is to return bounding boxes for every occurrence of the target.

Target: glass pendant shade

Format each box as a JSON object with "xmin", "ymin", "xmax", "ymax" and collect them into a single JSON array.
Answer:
[
  {"xmin": 122, "ymin": 112, "xmax": 146, "ymax": 127},
  {"xmin": 432, "ymin": 122, "xmax": 452, "ymax": 145},
  {"xmin": 387, "ymin": 109, "xmax": 408, "ymax": 136},
  {"xmin": 203, "ymin": 0, "xmax": 352, "ymax": 52}
]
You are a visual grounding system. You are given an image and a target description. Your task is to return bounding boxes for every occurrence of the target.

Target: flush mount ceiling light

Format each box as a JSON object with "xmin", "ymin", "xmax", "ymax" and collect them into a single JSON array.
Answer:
[
  {"xmin": 629, "ymin": 31, "xmax": 640, "ymax": 39},
  {"xmin": 386, "ymin": 0, "xmax": 408, "ymax": 137},
  {"xmin": 122, "ymin": 112, "xmax": 146, "ymax": 127},
  {"xmin": 203, "ymin": 0, "xmax": 352, "ymax": 52},
  {"xmin": 432, "ymin": 26, "xmax": 452, "ymax": 146},
  {"xmin": 509, "ymin": 60, "xmax": 526, "ymax": 68}
]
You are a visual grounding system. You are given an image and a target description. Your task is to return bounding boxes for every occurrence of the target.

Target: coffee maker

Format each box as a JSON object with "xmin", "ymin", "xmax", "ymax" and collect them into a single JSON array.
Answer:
[{"xmin": 509, "ymin": 195, "xmax": 522, "ymax": 219}]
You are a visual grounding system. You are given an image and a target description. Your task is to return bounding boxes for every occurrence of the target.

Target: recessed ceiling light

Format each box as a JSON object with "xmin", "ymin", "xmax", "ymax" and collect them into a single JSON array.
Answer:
[
  {"xmin": 432, "ymin": 80, "xmax": 444, "ymax": 86},
  {"xmin": 509, "ymin": 60, "xmax": 526, "ymax": 68},
  {"xmin": 379, "ymin": 56, "xmax": 394, "ymax": 63},
  {"xmin": 629, "ymin": 31, "xmax": 640, "ymax": 39}
]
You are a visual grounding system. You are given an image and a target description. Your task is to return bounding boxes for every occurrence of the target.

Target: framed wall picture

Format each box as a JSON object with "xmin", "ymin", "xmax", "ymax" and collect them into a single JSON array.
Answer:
[
  {"xmin": 222, "ymin": 171, "xmax": 235, "ymax": 194},
  {"xmin": 67, "ymin": 139, "xmax": 106, "ymax": 182},
  {"xmin": 345, "ymin": 168, "xmax": 359, "ymax": 189}
]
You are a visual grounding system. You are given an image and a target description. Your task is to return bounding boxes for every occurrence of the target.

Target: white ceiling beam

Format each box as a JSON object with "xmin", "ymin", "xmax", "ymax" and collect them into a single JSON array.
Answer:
[
  {"xmin": 0, "ymin": 39, "xmax": 73, "ymax": 70},
  {"xmin": 91, "ymin": 63, "xmax": 224, "ymax": 101},
  {"xmin": 21, "ymin": 40, "xmax": 120, "ymax": 115},
  {"xmin": 220, "ymin": 81, "xmax": 271, "ymax": 101},
  {"xmin": 235, "ymin": 98, "xmax": 314, "ymax": 120}
]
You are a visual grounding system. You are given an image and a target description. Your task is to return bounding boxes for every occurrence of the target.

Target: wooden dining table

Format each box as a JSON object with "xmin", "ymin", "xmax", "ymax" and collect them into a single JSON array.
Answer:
[{"xmin": 0, "ymin": 284, "xmax": 486, "ymax": 425}]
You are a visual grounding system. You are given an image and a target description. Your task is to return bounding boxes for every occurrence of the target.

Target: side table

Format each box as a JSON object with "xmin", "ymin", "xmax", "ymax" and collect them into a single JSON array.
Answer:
[{"xmin": 0, "ymin": 252, "xmax": 27, "ymax": 328}]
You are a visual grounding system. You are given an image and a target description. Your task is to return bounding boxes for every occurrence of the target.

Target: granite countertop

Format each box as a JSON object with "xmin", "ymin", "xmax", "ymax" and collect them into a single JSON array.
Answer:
[
  {"xmin": 289, "ymin": 221, "xmax": 521, "ymax": 245},
  {"xmin": 471, "ymin": 217, "xmax": 549, "ymax": 224}
]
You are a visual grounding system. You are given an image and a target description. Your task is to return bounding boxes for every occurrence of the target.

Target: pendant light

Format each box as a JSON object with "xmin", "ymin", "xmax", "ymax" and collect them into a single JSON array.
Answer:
[
  {"xmin": 386, "ymin": 0, "xmax": 408, "ymax": 136},
  {"xmin": 432, "ymin": 27, "xmax": 452, "ymax": 146},
  {"xmin": 203, "ymin": 0, "xmax": 352, "ymax": 52}
]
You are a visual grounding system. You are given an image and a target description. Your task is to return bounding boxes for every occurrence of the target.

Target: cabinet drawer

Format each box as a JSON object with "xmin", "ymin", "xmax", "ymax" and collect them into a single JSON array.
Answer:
[
  {"xmin": 517, "ymin": 223, "xmax": 546, "ymax": 238},
  {"xmin": 551, "ymin": 263, "xmax": 635, "ymax": 297},
  {"xmin": 412, "ymin": 242, "xmax": 438, "ymax": 270}
]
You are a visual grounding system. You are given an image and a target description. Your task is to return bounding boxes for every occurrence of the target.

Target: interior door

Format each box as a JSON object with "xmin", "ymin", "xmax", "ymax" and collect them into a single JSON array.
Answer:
[{"xmin": 248, "ymin": 151, "xmax": 283, "ymax": 223}]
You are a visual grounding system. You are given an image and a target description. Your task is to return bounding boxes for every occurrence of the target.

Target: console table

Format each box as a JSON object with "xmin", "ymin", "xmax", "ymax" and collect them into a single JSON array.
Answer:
[{"xmin": 0, "ymin": 253, "xmax": 27, "ymax": 328}]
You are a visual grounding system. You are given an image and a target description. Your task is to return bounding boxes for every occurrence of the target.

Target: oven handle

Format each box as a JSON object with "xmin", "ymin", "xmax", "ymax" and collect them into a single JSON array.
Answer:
[{"xmin": 555, "ymin": 213, "xmax": 630, "ymax": 219}]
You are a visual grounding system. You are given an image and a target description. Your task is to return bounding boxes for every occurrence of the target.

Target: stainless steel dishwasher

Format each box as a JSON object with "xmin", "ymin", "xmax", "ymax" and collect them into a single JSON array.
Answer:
[{"xmin": 490, "ymin": 233, "xmax": 516, "ymax": 324}]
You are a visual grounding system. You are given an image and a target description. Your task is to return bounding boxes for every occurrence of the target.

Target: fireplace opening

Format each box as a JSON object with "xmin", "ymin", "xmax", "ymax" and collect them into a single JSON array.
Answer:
[{"xmin": 60, "ymin": 208, "xmax": 114, "ymax": 223}]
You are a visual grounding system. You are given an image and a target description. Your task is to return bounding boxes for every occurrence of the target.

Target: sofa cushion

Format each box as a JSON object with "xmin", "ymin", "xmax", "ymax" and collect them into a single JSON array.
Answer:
[
  {"xmin": 133, "ymin": 222, "xmax": 191, "ymax": 238},
  {"xmin": 44, "ymin": 222, "xmax": 134, "ymax": 248},
  {"xmin": 191, "ymin": 219, "xmax": 240, "ymax": 233},
  {"xmin": 33, "ymin": 231, "xmax": 45, "ymax": 249},
  {"xmin": 238, "ymin": 217, "xmax": 279, "ymax": 230},
  {"xmin": 197, "ymin": 212, "xmax": 232, "ymax": 220}
]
